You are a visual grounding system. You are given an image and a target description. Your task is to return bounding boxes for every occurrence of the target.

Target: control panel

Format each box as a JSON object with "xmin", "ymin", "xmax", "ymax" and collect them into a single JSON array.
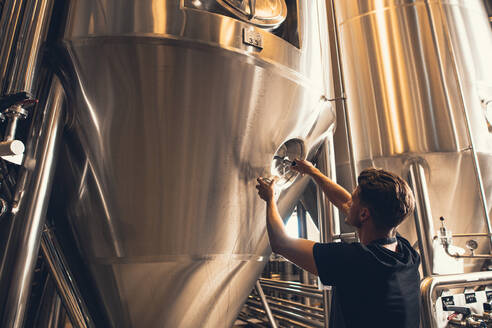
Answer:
[{"xmin": 436, "ymin": 289, "xmax": 492, "ymax": 327}]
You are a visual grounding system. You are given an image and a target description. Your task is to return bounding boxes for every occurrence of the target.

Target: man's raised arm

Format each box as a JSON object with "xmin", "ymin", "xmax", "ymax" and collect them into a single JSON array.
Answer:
[
  {"xmin": 292, "ymin": 159, "xmax": 352, "ymax": 215},
  {"xmin": 256, "ymin": 177, "xmax": 318, "ymax": 275}
]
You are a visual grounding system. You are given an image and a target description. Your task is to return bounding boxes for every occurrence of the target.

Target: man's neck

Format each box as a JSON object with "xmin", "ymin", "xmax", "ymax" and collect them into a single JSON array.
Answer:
[{"xmin": 358, "ymin": 226, "xmax": 396, "ymax": 246}]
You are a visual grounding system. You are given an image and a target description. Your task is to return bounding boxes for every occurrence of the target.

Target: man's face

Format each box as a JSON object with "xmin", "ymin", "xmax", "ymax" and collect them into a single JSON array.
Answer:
[{"xmin": 345, "ymin": 187, "xmax": 363, "ymax": 228}]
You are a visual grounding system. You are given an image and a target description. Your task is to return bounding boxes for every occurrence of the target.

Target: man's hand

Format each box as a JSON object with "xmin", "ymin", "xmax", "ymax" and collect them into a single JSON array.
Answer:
[
  {"xmin": 291, "ymin": 159, "xmax": 318, "ymax": 176},
  {"xmin": 256, "ymin": 177, "xmax": 276, "ymax": 202}
]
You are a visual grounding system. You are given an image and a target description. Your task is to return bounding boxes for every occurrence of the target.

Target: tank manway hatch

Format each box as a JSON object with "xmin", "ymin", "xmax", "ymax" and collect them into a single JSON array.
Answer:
[{"xmin": 217, "ymin": 0, "xmax": 287, "ymax": 28}]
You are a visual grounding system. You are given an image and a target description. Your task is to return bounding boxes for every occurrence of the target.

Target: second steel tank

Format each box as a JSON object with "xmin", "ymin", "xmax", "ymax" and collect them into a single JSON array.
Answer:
[{"xmin": 331, "ymin": 0, "xmax": 492, "ymax": 274}]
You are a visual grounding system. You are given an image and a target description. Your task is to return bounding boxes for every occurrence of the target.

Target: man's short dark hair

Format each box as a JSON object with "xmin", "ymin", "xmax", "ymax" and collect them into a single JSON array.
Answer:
[{"xmin": 357, "ymin": 168, "xmax": 415, "ymax": 230}]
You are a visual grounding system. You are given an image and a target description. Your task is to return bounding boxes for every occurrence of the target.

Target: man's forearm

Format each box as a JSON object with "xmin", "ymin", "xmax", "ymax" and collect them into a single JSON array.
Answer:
[
  {"xmin": 309, "ymin": 168, "xmax": 352, "ymax": 214},
  {"xmin": 264, "ymin": 198, "xmax": 318, "ymax": 274},
  {"xmin": 265, "ymin": 199, "xmax": 288, "ymax": 252}
]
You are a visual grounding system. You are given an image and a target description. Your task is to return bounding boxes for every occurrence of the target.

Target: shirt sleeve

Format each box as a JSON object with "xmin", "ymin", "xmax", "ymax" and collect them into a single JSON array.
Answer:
[{"xmin": 313, "ymin": 242, "xmax": 361, "ymax": 286}]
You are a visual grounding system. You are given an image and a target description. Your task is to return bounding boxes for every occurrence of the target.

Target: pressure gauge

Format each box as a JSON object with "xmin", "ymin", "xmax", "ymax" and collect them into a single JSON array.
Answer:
[{"xmin": 465, "ymin": 239, "xmax": 478, "ymax": 254}]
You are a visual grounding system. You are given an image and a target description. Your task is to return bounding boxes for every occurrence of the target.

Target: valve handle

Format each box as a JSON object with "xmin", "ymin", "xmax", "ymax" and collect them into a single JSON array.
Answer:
[
  {"xmin": 444, "ymin": 305, "xmax": 471, "ymax": 316},
  {"xmin": 0, "ymin": 92, "xmax": 37, "ymax": 111}
]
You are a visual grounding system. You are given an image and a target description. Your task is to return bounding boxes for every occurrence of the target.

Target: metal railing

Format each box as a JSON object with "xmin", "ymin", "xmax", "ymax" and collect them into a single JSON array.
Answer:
[{"xmin": 241, "ymin": 278, "xmax": 326, "ymax": 328}]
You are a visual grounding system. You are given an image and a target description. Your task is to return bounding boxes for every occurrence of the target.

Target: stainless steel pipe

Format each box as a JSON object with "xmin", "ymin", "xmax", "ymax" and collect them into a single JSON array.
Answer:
[
  {"xmin": 255, "ymin": 281, "xmax": 278, "ymax": 328},
  {"xmin": 296, "ymin": 202, "xmax": 311, "ymax": 305},
  {"xmin": 5, "ymin": 0, "xmax": 54, "ymax": 94},
  {"xmin": 0, "ymin": 0, "xmax": 24, "ymax": 93},
  {"xmin": 260, "ymin": 283, "xmax": 320, "ymax": 295},
  {"xmin": 408, "ymin": 160, "xmax": 435, "ymax": 277},
  {"xmin": 0, "ymin": 0, "xmax": 58, "ymax": 324},
  {"xmin": 250, "ymin": 296, "xmax": 324, "ymax": 321},
  {"xmin": 40, "ymin": 226, "xmax": 94, "ymax": 328},
  {"xmin": 1, "ymin": 75, "xmax": 65, "ymax": 328},
  {"xmin": 325, "ymin": 0, "xmax": 357, "ymax": 189},
  {"xmin": 315, "ymin": 136, "xmax": 339, "ymax": 327},
  {"xmin": 453, "ymin": 233, "xmax": 492, "ymax": 238},
  {"xmin": 266, "ymin": 295, "xmax": 324, "ymax": 314},
  {"xmin": 260, "ymin": 283, "xmax": 323, "ymax": 300},
  {"xmin": 45, "ymin": 294, "xmax": 62, "ymax": 328},
  {"xmin": 247, "ymin": 299, "xmax": 324, "ymax": 328},
  {"xmin": 34, "ymin": 277, "xmax": 62, "ymax": 328},
  {"xmin": 253, "ymin": 297, "xmax": 324, "ymax": 321},
  {"xmin": 260, "ymin": 278, "xmax": 320, "ymax": 291}
]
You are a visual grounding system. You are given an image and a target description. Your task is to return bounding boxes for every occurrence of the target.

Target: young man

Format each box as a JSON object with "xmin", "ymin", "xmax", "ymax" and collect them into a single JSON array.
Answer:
[{"xmin": 256, "ymin": 159, "xmax": 420, "ymax": 328}]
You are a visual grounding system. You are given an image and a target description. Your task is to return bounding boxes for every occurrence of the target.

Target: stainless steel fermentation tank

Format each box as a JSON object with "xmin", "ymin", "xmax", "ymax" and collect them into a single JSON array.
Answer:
[
  {"xmin": 1, "ymin": 0, "xmax": 336, "ymax": 327},
  {"xmin": 331, "ymin": 0, "xmax": 492, "ymax": 275}
]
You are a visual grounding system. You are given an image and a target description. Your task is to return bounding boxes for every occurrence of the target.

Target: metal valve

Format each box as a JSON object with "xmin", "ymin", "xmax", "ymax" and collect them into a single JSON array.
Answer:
[
  {"xmin": 449, "ymin": 316, "xmax": 487, "ymax": 327},
  {"xmin": 0, "ymin": 92, "xmax": 37, "ymax": 164},
  {"xmin": 0, "ymin": 197, "xmax": 8, "ymax": 218},
  {"xmin": 439, "ymin": 216, "xmax": 453, "ymax": 247}
]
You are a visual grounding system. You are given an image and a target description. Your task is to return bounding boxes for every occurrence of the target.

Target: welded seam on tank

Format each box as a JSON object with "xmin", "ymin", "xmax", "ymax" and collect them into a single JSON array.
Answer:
[
  {"xmin": 90, "ymin": 254, "xmax": 267, "ymax": 264},
  {"xmin": 337, "ymin": 1, "xmax": 478, "ymax": 26},
  {"xmin": 62, "ymin": 35, "xmax": 320, "ymax": 93}
]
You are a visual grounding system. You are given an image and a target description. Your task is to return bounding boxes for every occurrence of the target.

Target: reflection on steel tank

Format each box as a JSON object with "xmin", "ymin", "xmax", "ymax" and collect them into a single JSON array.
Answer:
[
  {"xmin": 50, "ymin": 0, "xmax": 335, "ymax": 327},
  {"xmin": 331, "ymin": 0, "xmax": 492, "ymax": 275}
]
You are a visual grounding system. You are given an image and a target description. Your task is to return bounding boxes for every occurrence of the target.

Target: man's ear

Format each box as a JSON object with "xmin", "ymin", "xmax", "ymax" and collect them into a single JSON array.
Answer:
[{"xmin": 360, "ymin": 207, "xmax": 370, "ymax": 223}]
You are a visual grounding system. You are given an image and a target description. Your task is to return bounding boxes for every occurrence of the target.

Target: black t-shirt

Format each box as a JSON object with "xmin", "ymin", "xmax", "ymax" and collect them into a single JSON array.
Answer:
[{"xmin": 313, "ymin": 236, "xmax": 421, "ymax": 328}]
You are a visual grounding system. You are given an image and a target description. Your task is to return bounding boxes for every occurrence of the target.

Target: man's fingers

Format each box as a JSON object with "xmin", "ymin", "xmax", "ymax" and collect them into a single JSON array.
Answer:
[
  {"xmin": 257, "ymin": 177, "xmax": 274, "ymax": 186},
  {"xmin": 256, "ymin": 178, "xmax": 267, "ymax": 188}
]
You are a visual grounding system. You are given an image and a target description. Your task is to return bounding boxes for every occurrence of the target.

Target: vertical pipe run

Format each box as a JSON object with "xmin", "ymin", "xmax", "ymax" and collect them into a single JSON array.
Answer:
[
  {"xmin": 5, "ymin": 0, "xmax": 54, "ymax": 94},
  {"xmin": 325, "ymin": 0, "xmax": 357, "ymax": 189},
  {"xmin": 46, "ymin": 294, "xmax": 62, "ymax": 328},
  {"xmin": 297, "ymin": 202, "xmax": 308, "ymax": 240},
  {"xmin": 4, "ymin": 114, "xmax": 19, "ymax": 141},
  {"xmin": 316, "ymin": 136, "xmax": 340, "ymax": 328},
  {"xmin": 1, "ymin": 75, "xmax": 65, "ymax": 328},
  {"xmin": 408, "ymin": 161, "xmax": 435, "ymax": 277},
  {"xmin": 40, "ymin": 226, "xmax": 94, "ymax": 328},
  {"xmin": 0, "ymin": 0, "xmax": 24, "ymax": 94},
  {"xmin": 255, "ymin": 281, "xmax": 278, "ymax": 328},
  {"xmin": 0, "ymin": 0, "xmax": 60, "ymax": 326},
  {"xmin": 34, "ymin": 276, "xmax": 62, "ymax": 328},
  {"xmin": 296, "ymin": 203, "xmax": 311, "ymax": 305},
  {"xmin": 316, "ymin": 136, "xmax": 341, "ymax": 241}
]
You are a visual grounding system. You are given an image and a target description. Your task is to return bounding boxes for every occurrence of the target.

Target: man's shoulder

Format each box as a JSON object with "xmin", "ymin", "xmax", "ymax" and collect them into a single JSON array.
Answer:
[{"xmin": 313, "ymin": 241, "xmax": 366, "ymax": 259}]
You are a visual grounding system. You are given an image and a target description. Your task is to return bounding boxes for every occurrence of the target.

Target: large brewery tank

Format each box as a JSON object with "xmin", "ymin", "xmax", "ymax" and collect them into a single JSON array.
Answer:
[
  {"xmin": 44, "ymin": 0, "xmax": 335, "ymax": 327},
  {"xmin": 331, "ymin": 0, "xmax": 492, "ymax": 275}
]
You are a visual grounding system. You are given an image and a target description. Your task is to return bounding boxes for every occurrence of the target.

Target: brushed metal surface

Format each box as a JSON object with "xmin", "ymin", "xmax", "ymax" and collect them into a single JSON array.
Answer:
[
  {"xmin": 2, "ymin": 74, "xmax": 65, "ymax": 328},
  {"xmin": 334, "ymin": 0, "xmax": 492, "ymax": 158},
  {"xmin": 332, "ymin": 0, "xmax": 492, "ymax": 272},
  {"xmin": 51, "ymin": 1, "xmax": 335, "ymax": 327}
]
